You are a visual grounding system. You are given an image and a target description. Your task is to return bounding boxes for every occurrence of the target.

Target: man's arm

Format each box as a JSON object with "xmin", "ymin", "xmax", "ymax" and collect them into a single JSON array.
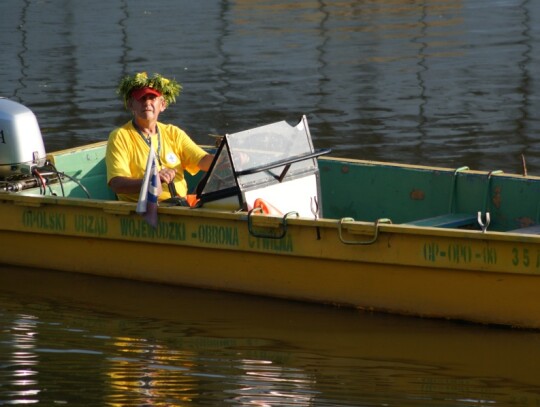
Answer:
[
  {"xmin": 108, "ymin": 176, "xmax": 143, "ymax": 194},
  {"xmin": 197, "ymin": 154, "xmax": 215, "ymax": 172},
  {"xmin": 109, "ymin": 166, "xmax": 179, "ymax": 194}
]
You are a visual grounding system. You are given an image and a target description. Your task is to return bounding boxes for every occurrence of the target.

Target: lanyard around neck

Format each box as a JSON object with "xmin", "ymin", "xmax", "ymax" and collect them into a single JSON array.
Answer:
[{"xmin": 132, "ymin": 119, "xmax": 162, "ymax": 165}]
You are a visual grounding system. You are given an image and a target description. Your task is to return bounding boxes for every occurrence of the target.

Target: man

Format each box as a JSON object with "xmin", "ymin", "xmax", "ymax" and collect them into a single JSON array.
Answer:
[{"xmin": 106, "ymin": 72, "xmax": 213, "ymax": 202}]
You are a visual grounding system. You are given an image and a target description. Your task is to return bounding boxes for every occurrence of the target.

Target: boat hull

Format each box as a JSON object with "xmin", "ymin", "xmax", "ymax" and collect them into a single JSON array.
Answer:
[{"xmin": 2, "ymin": 192, "xmax": 540, "ymax": 329}]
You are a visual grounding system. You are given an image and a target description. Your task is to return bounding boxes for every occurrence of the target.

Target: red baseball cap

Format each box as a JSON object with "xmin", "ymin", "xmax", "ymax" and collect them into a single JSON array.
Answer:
[{"xmin": 130, "ymin": 86, "xmax": 162, "ymax": 101}]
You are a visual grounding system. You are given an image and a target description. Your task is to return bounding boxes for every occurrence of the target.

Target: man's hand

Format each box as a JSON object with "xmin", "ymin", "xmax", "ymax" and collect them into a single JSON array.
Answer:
[{"xmin": 159, "ymin": 167, "xmax": 177, "ymax": 184}]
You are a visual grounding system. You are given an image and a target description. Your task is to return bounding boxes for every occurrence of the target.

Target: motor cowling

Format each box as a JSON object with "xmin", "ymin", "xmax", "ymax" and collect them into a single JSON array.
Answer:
[{"xmin": 0, "ymin": 98, "xmax": 46, "ymax": 178}]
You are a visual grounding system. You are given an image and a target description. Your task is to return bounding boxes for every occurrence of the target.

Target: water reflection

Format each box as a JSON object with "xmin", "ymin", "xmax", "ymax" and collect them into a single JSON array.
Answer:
[
  {"xmin": 13, "ymin": 0, "xmax": 30, "ymax": 102},
  {"xmin": 104, "ymin": 329, "xmax": 319, "ymax": 405},
  {"xmin": 4, "ymin": 314, "xmax": 40, "ymax": 404},
  {"xmin": 2, "ymin": 266, "xmax": 540, "ymax": 405},
  {"xmin": 106, "ymin": 338, "xmax": 198, "ymax": 405}
]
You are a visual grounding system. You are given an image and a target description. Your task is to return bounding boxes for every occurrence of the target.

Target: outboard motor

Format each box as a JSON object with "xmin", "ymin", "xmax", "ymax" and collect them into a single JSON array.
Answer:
[{"xmin": 0, "ymin": 98, "xmax": 46, "ymax": 179}]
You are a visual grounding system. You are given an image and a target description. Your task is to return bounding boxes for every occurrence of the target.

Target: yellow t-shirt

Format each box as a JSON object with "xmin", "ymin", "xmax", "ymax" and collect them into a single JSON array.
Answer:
[{"xmin": 106, "ymin": 121, "xmax": 207, "ymax": 202}]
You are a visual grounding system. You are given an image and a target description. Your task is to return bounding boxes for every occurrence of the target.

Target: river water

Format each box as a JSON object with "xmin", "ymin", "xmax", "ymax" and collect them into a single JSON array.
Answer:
[{"xmin": 2, "ymin": 0, "xmax": 540, "ymax": 405}]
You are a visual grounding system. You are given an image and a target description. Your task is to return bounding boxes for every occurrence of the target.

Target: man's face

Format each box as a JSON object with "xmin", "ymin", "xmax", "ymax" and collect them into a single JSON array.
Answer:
[{"xmin": 129, "ymin": 94, "xmax": 167, "ymax": 122}]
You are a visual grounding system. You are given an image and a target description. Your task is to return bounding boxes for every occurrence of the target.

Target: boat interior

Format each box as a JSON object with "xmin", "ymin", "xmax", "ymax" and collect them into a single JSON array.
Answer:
[{"xmin": 14, "ymin": 136, "xmax": 540, "ymax": 235}]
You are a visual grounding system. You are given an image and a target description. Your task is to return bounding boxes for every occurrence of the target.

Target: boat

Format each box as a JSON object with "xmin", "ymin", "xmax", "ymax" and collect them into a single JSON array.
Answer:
[{"xmin": 2, "ymin": 97, "xmax": 540, "ymax": 329}]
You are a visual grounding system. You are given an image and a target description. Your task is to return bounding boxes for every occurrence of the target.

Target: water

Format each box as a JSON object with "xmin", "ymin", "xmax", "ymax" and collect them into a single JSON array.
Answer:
[
  {"xmin": 1, "ymin": 0, "xmax": 539, "ymax": 173},
  {"xmin": 2, "ymin": 266, "xmax": 540, "ymax": 406},
  {"xmin": 2, "ymin": 0, "xmax": 540, "ymax": 405}
]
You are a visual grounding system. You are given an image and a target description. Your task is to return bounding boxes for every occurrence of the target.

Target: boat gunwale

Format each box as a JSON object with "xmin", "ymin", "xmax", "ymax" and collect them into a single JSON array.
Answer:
[
  {"xmin": 319, "ymin": 155, "xmax": 539, "ymax": 181},
  {"xmin": 2, "ymin": 187, "xmax": 540, "ymax": 245}
]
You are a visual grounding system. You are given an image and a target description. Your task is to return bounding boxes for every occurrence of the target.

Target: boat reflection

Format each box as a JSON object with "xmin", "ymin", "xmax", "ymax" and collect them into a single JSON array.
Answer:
[{"xmin": 1, "ymin": 265, "xmax": 540, "ymax": 405}]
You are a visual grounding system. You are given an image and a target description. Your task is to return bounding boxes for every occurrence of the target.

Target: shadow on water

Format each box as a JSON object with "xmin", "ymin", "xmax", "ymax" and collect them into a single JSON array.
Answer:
[{"xmin": 2, "ymin": 265, "xmax": 540, "ymax": 405}]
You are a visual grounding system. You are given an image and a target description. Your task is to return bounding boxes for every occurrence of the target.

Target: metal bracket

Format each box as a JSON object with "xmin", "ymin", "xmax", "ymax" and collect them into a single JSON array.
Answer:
[
  {"xmin": 477, "ymin": 211, "xmax": 490, "ymax": 233},
  {"xmin": 338, "ymin": 217, "xmax": 392, "ymax": 245},
  {"xmin": 247, "ymin": 208, "xmax": 299, "ymax": 239}
]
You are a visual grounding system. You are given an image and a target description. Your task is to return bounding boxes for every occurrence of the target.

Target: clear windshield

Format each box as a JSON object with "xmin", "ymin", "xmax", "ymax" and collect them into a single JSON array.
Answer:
[{"xmin": 199, "ymin": 116, "xmax": 319, "ymax": 197}]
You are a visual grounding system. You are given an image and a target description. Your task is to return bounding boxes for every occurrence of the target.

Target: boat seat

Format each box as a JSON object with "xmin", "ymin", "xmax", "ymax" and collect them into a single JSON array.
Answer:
[
  {"xmin": 509, "ymin": 224, "xmax": 540, "ymax": 235},
  {"xmin": 406, "ymin": 213, "xmax": 478, "ymax": 228}
]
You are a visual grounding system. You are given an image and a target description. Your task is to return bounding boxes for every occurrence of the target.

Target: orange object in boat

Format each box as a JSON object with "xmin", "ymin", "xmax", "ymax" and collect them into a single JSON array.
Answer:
[
  {"xmin": 186, "ymin": 194, "xmax": 200, "ymax": 208},
  {"xmin": 253, "ymin": 198, "xmax": 283, "ymax": 216}
]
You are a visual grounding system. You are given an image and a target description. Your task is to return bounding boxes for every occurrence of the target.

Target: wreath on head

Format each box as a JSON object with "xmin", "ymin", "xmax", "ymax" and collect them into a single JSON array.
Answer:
[{"xmin": 117, "ymin": 72, "xmax": 182, "ymax": 108}]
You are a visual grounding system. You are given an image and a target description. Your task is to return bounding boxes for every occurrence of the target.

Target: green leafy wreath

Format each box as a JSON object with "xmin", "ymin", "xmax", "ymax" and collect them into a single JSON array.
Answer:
[{"xmin": 117, "ymin": 72, "xmax": 182, "ymax": 108}]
